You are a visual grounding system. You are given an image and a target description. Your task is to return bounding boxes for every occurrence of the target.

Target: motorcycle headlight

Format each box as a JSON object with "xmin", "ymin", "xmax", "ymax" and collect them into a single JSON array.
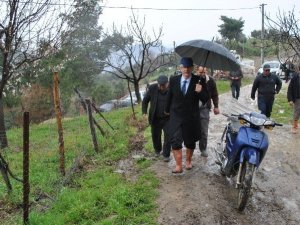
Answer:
[{"xmin": 250, "ymin": 116, "xmax": 265, "ymax": 126}]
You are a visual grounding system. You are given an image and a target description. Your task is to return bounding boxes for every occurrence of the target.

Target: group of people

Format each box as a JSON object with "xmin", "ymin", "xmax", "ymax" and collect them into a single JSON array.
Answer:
[
  {"xmin": 142, "ymin": 57, "xmax": 300, "ymax": 174},
  {"xmin": 142, "ymin": 57, "xmax": 219, "ymax": 173}
]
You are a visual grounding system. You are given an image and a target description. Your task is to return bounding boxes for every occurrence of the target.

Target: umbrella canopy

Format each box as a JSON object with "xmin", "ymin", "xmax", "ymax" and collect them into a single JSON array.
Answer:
[{"xmin": 175, "ymin": 39, "xmax": 240, "ymax": 71}]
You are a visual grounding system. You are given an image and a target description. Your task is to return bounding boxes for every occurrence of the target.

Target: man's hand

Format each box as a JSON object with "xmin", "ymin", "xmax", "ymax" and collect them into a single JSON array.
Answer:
[
  {"xmin": 213, "ymin": 108, "xmax": 220, "ymax": 115},
  {"xmin": 195, "ymin": 84, "xmax": 202, "ymax": 93},
  {"xmin": 289, "ymin": 101, "xmax": 294, "ymax": 106}
]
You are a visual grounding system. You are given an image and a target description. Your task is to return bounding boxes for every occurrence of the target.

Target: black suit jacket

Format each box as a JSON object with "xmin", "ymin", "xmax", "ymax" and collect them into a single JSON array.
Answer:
[
  {"xmin": 142, "ymin": 83, "xmax": 169, "ymax": 125},
  {"xmin": 165, "ymin": 74, "xmax": 209, "ymax": 144}
]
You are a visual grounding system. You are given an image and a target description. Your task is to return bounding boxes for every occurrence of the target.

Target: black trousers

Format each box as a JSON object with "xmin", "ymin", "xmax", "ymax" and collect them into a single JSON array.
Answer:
[
  {"xmin": 257, "ymin": 96, "xmax": 274, "ymax": 118},
  {"xmin": 151, "ymin": 118, "xmax": 171, "ymax": 157},
  {"xmin": 231, "ymin": 84, "xmax": 241, "ymax": 99}
]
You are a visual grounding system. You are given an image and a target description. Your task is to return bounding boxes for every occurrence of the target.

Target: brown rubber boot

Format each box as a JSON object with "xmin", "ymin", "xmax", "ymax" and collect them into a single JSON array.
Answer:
[
  {"xmin": 172, "ymin": 149, "xmax": 183, "ymax": 173},
  {"xmin": 185, "ymin": 149, "xmax": 194, "ymax": 170},
  {"xmin": 291, "ymin": 120, "xmax": 298, "ymax": 134}
]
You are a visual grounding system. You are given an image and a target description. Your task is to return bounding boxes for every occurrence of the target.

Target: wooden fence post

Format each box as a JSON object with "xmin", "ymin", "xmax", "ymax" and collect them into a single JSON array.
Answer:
[
  {"xmin": 53, "ymin": 71, "xmax": 65, "ymax": 176},
  {"xmin": 86, "ymin": 98, "xmax": 99, "ymax": 153},
  {"xmin": 23, "ymin": 112, "xmax": 30, "ymax": 224}
]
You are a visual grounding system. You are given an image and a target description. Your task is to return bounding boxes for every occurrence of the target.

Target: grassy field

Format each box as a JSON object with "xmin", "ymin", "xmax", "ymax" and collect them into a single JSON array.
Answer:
[{"xmin": 1, "ymin": 108, "xmax": 158, "ymax": 225}]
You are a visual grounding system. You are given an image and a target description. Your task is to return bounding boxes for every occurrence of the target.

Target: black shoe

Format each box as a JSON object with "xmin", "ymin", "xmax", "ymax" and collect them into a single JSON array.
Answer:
[
  {"xmin": 163, "ymin": 156, "xmax": 170, "ymax": 162},
  {"xmin": 200, "ymin": 149, "xmax": 208, "ymax": 157}
]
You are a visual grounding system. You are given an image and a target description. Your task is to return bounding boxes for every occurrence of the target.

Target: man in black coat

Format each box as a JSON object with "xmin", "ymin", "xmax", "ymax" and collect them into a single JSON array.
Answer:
[
  {"xmin": 165, "ymin": 57, "xmax": 209, "ymax": 173},
  {"xmin": 229, "ymin": 68, "xmax": 243, "ymax": 100},
  {"xmin": 142, "ymin": 75, "xmax": 171, "ymax": 161},
  {"xmin": 251, "ymin": 64, "xmax": 282, "ymax": 118}
]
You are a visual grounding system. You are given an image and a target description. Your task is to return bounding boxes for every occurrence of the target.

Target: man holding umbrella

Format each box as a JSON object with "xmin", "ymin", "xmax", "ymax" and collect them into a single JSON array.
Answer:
[{"xmin": 165, "ymin": 57, "xmax": 209, "ymax": 173}]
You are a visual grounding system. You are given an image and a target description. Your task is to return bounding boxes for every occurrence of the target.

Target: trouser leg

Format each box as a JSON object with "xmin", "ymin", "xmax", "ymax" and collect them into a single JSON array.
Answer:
[
  {"xmin": 162, "ymin": 120, "xmax": 171, "ymax": 157},
  {"xmin": 236, "ymin": 86, "xmax": 240, "ymax": 99},
  {"xmin": 151, "ymin": 123, "xmax": 162, "ymax": 154},
  {"xmin": 293, "ymin": 99, "xmax": 300, "ymax": 121},
  {"xmin": 199, "ymin": 108, "xmax": 210, "ymax": 151},
  {"xmin": 258, "ymin": 96, "xmax": 267, "ymax": 116},
  {"xmin": 292, "ymin": 99, "xmax": 300, "ymax": 133},
  {"xmin": 265, "ymin": 97, "xmax": 274, "ymax": 118},
  {"xmin": 231, "ymin": 86, "xmax": 236, "ymax": 98}
]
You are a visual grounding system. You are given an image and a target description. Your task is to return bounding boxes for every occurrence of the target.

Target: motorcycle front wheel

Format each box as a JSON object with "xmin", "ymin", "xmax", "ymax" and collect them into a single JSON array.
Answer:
[{"xmin": 237, "ymin": 161, "xmax": 255, "ymax": 211}]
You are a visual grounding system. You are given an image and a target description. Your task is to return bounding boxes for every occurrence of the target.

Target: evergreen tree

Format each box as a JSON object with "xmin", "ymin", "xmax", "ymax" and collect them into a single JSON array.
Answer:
[
  {"xmin": 218, "ymin": 16, "xmax": 245, "ymax": 50},
  {"xmin": 60, "ymin": 0, "xmax": 108, "ymax": 95}
]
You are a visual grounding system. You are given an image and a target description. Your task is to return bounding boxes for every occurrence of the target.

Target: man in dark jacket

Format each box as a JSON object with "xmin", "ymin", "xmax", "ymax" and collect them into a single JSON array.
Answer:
[
  {"xmin": 142, "ymin": 75, "xmax": 171, "ymax": 161},
  {"xmin": 251, "ymin": 64, "xmax": 282, "ymax": 118},
  {"xmin": 165, "ymin": 57, "xmax": 209, "ymax": 173},
  {"xmin": 196, "ymin": 66, "xmax": 220, "ymax": 157},
  {"xmin": 287, "ymin": 63, "xmax": 300, "ymax": 134},
  {"xmin": 229, "ymin": 69, "xmax": 243, "ymax": 99}
]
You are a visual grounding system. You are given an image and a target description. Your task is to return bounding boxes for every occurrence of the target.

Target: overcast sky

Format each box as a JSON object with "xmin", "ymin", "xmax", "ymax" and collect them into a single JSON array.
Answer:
[{"xmin": 100, "ymin": 0, "xmax": 299, "ymax": 47}]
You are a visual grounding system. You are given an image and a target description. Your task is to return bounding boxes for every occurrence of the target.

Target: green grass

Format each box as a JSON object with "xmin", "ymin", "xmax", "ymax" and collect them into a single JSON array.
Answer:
[
  {"xmin": 1, "ymin": 107, "xmax": 159, "ymax": 225},
  {"xmin": 216, "ymin": 77, "xmax": 253, "ymax": 94},
  {"xmin": 272, "ymin": 84, "xmax": 293, "ymax": 124}
]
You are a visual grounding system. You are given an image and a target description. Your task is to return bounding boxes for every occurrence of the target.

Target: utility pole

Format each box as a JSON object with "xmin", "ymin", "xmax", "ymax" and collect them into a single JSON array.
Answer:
[{"xmin": 260, "ymin": 3, "xmax": 266, "ymax": 65}]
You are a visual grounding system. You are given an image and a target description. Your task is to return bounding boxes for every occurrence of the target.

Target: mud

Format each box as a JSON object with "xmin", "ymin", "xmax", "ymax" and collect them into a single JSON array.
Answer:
[{"xmin": 150, "ymin": 84, "xmax": 300, "ymax": 225}]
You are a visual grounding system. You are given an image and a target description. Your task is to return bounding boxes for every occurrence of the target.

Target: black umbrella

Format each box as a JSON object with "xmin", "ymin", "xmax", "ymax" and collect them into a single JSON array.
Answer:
[{"xmin": 175, "ymin": 39, "xmax": 240, "ymax": 71}]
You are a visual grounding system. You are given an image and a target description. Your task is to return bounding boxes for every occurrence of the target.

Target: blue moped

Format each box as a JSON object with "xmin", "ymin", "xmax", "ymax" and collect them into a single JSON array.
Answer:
[{"xmin": 215, "ymin": 112, "xmax": 282, "ymax": 211}]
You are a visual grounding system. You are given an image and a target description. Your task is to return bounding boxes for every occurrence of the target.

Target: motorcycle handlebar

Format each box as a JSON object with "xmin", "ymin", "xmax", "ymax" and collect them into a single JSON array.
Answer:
[{"xmin": 274, "ymin": 122, "xmax": 283, "ymax": 127}]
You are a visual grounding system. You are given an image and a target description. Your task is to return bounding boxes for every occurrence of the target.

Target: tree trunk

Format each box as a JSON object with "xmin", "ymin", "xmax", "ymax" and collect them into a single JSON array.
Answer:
[
  {"xmin": 0, "ymin": 97, "xmax": 8, "ymax": 148},
  {"xmin": 127, "ymin": 80, "xmax": 135, "ymax": 118},
  {"xmin": 133, "ymin": 81, "xmax": 141, "ymax": 104}
]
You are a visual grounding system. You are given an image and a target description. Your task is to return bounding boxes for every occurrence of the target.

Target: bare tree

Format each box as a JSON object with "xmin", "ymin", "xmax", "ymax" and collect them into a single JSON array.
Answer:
[
  {"xmin": 102, "ymin": 11, "xmax": 172, "ymax": 104},
  {"xmin": 0, "ymin": 0, "xmax": 68, "ymax": 148},
  {"xmin": 265, "ymin": 8, "xmax": 300, "ymax": 63}
]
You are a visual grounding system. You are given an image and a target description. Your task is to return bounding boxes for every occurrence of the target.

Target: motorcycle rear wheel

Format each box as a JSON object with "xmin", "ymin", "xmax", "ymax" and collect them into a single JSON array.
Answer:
[{"xmin": 237, "ymin": 161, "xmax": 255, "ymax": 211}]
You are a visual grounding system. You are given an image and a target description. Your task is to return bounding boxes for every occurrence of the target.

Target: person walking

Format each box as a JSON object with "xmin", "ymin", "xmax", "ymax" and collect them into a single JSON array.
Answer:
[
  {"xmin": 287, "ymin": 63, "xmax": 300, "ymax": 134},
  {"xmin": 251, "ymin": 64, "xmax": 282, "ymax": 118},
  {"xmin": 196, "ymin": 66, "xmax": 220, "ymax": 157},
  {"xmin": 165, "ymin": 57, "xmax": 209, "ymax": 173},
  {"xmin": 229, "ymin": 68, "xmax": 243, "ymax": 100},
  {"xmin": 142, "ymin": 75, "xmax": 171, "ymax": 161}
]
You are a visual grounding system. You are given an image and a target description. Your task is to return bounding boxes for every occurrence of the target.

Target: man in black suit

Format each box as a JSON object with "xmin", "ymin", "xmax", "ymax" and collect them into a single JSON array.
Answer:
[
  {"xmin": 142, "ymin": 75, "xmax": 171, "ymax": 162},
  {"xmin": 165, "ymin": 57, "xmax": 209, "ymax": 173}
]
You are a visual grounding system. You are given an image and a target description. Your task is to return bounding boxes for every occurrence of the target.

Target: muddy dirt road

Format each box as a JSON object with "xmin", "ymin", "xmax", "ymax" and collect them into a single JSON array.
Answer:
[{"xmin": 150, "ymin": 84, "xmax": 300, "ymax": 225}]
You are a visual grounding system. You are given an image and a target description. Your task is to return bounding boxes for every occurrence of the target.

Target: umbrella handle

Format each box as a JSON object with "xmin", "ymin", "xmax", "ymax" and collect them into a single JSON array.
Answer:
[{"xmin": 204, "ymin": 51, "xmax": 210, "ymax": 67}]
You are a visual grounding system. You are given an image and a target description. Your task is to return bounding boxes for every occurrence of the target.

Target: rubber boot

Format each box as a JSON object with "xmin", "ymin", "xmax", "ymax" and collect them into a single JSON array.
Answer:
[
  {"xmin": 172, "ymin": 149, "xmax": 183, "ymax": 173},
  {"xmin": 185, "ymin": 149, "xmax": 194, "ymax": 170},
  {"xmin": 291, "ymin": 120, "xmax": 298, "ymax": 134}
]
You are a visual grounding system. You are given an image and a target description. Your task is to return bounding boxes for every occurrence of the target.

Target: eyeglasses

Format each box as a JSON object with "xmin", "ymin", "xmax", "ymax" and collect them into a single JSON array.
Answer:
[{"xmin": 264, "ymin": 69, "xmax": 270, "ymax": 72}]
